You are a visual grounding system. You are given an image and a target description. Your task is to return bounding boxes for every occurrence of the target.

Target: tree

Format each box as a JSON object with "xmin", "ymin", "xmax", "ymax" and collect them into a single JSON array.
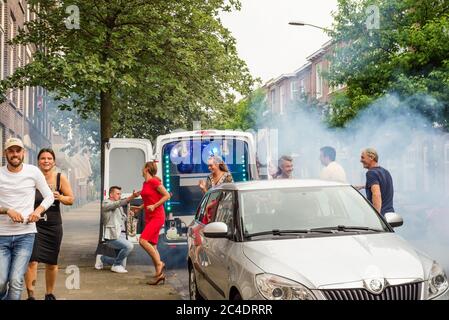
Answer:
[
  {"xmin": 47, "ymin": 96, "xmax": 100, "ymax": 196},
  {"xmin": 220, "ymin": 88, "xmax": 267, "ymax": 131},
  {"xmin": 47, "ymin": 95, "xmax": 100, "ymax": 154},
  {"xmin": 328, "ymin": 0, "xmax": 449, "ymax": 129},
  {"xmin": 0, "ymin": 0, "xmax": 254, "ymax": 204}
]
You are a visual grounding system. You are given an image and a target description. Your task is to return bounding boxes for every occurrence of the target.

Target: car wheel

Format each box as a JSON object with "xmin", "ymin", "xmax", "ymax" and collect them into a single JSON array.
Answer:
[
  {"xmin": 189, "ymin": 265, "xmax": 203, "ymax": 300},
  {"xmin": 232, "ymin": 292, "xmax": 242, "ymax": 300}
]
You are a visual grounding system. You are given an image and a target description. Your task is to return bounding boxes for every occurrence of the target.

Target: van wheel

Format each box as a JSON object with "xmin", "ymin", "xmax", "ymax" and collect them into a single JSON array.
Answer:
[{"xmin": 189, "ymin": 265, "xmax": 203, "ymax": 300}]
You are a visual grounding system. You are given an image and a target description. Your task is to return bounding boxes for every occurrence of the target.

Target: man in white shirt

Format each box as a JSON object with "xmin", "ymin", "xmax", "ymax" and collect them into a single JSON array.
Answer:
[
  {"xmin": 0, "ymin": 138, "xmax": 54, "ymax": 300},
  {"xmin": 319, "ymin": 146, "xmax": 347, "ymax": 183}
]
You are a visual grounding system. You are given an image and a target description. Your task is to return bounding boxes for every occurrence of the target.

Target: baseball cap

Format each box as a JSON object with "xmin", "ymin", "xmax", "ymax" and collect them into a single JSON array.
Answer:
[{"xmin": 5, "ymin": 138, "xmax": 24, "ymax": 150}]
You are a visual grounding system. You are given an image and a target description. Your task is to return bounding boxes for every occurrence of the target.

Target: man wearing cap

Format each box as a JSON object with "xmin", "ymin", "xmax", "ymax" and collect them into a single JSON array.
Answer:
[{"xmin": 0, "ymin": 138, "xmax": 54, "ymax": 300}]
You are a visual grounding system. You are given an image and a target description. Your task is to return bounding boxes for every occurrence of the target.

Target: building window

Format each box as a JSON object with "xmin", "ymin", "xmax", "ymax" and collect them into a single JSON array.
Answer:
[
  {"xmin": 0, "ymin": 1, "xmax": 5, "ymax": 81},
  {"xmin": 316, "ymin": 64, "xmax": 323, "ymax": 98},
  {"xmin": 290, "ymin": 81, "xmax": 298, "ymax": 100},
  {"xmin": 0, "ymin": 125, "xmax": 3, "ymax": 165},
  {"xmin": 26, "ymin": 3, "xmax": 31, "ymax": 23},
  {"xmin": 300, "ymin": 79, "xmax": 305, "ymax": 95},
  {"xmin": 280, "ymin": 85, "xmax": 285, "ymax": 115},
  {"xmin": 8, "ymin": 12, "xmax": 18, "ymax": 106},
  {"xmin": 270, "ymin": 89, "xmax": 276, "ymax": 112},
  {"xmin": 9, "ymin": 13, "xmax": 15, "ymax": 77}
]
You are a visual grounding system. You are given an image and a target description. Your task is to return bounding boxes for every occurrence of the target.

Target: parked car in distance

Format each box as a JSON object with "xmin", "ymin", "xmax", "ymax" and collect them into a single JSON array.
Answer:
[{"xmin": 187, "ymin": 179, "xmax": 449, "ymax": 300}]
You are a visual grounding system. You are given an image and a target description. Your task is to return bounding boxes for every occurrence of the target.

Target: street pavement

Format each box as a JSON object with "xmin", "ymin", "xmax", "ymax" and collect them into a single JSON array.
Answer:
[{"xmin": 22, "ymin": 201, "xmax": 187, "ymax": 300}]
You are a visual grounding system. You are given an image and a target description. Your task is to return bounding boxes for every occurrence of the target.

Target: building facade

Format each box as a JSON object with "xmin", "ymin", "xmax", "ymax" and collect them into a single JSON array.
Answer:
[
  {"xmin": 0, "ymin": 0, "xmax": 51, "ymax": 165},
  {"xmin": 264, "ymin": 40, "xmax": 344, "ymax": 115}
]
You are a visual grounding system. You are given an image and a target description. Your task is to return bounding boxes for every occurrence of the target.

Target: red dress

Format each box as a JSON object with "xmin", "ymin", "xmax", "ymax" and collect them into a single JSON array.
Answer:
[{"xmin": 140, "ymin": 178, "xmax": 166, "ymax": 245}]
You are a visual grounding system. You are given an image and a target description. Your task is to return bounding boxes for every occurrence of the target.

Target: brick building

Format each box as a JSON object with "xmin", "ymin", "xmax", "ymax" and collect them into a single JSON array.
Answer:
[
  {"xmin": 264, "ymin": 40, "xmax": 345, "ymax": 115},
  {"xmin": 0, "ymin": 0, "xmax": 52, "ymax": 165}
]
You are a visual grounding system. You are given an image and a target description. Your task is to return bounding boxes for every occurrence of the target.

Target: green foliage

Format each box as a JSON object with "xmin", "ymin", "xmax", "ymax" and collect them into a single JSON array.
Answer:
[
  {"xmin": 220, "ymin": 88, "xmax": 267, "ymax": 131},
  {"xmin": 1, "ymin": 0, "xmax": 254, "ymax": 141},
  {"xmin": 328, "ymin": 0, "xmax": 449, "ymax": 129}
]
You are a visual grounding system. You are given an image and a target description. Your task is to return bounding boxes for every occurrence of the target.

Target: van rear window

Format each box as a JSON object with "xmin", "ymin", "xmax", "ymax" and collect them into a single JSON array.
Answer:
[
  {"xmin": 162, "ymin": 139, "xmax": 249, "ymax": 216},
  {"xmin": 109, "ymin": 148, "xmax": 145, "ymax": 194}
]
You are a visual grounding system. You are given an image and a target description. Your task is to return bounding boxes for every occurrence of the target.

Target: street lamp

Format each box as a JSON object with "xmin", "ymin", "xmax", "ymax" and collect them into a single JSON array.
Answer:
[{"xmin": 288, "ymin": 21, "xmax": 330, "ymax": 32}]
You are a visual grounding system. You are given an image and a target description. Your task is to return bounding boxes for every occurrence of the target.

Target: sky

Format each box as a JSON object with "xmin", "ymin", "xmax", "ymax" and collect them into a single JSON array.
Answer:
[{"xmin": 221, "ymin": 0, "xmax": 339, "ymax": 84}]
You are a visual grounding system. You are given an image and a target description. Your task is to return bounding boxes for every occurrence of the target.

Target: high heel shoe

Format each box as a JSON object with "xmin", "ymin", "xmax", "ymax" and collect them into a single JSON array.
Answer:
[
  {"xmin": 154, "ymin": 262, "xmax": 166, "ymax": 277},
  {"xmin": 147, "ymin": 273, "xmax": 166, "ymax": 285}
]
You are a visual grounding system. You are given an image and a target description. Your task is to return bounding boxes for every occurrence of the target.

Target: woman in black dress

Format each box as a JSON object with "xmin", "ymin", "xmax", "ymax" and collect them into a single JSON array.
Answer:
[{"xmin": 25, "ymin": 148, "xmax": 74, "ymax": 300}]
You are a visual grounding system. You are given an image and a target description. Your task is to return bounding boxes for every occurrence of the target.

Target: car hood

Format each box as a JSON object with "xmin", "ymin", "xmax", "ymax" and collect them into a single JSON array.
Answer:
[{"xmin": 242, "ymin": 233, "xmax": 430, "ymax": 288}]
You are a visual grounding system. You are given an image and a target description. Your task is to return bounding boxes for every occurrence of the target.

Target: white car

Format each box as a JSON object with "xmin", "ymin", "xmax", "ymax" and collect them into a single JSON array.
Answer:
[{"xmin": 187, "ymin": 179, "xmax": 449, "ymax": 300}]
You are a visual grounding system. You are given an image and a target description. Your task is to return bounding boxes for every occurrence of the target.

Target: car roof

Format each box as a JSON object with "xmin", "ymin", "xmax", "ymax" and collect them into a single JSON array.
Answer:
[{"xmin": 212, "ymin": 179, "xmax": 351, "ymax": 192}]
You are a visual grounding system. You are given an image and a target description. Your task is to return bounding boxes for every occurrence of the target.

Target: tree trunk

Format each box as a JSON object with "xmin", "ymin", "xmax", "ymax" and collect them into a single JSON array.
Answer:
[{"xmin": 96, "ymin": 90, "xmax": 113, "ymax": 254}]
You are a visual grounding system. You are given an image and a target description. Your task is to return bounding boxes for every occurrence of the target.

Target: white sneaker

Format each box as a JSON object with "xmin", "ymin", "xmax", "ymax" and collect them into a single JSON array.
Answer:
[
  {"xmin": 95, "ymin": 254, "xmax": 103, "ymax": 270},
  {"xmin": 111, "ymin": 265, "xmax": 128, "ymax": 273}
]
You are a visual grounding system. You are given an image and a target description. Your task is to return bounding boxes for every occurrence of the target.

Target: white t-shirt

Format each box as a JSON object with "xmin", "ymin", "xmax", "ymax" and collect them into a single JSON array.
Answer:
[
  {"xmin": 320, "ymin": 161, "xmax": 347, "ymax": 183},
  {"xmin": 0, "ymin": 164, "xmax": 54, "ymax": 235}
]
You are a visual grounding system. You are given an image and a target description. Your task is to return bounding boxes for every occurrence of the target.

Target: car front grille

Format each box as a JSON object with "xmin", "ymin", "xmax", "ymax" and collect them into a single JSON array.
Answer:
[{"xmin": 321, "ymin": 282, "xmax": 422, "ymax": 300}]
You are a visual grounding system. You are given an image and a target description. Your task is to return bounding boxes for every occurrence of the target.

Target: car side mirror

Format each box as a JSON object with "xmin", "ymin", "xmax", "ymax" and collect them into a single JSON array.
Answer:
[
  {"xmin": 203, "ymin": 222, "xmax": 228, "ymax": 238},
  {"xmin": 385, "ymin": 212, "xmax": 403, "ymax": 228}
]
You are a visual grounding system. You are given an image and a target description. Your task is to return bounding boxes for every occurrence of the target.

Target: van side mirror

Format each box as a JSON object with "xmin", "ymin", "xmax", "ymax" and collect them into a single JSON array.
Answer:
[
  {"xmin": 385, "ymin": 212, "xmax": 403, "ymax": 228},
  {"xmin": 204, "ymin": 222, "xmax": 228, "ymax": 238}
]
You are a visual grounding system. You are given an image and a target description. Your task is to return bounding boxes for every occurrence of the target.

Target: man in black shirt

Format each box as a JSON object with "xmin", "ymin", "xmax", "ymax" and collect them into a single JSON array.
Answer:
[{"xmin": 360, "ymin": 148, "xmax": 394, "ymax": 216}]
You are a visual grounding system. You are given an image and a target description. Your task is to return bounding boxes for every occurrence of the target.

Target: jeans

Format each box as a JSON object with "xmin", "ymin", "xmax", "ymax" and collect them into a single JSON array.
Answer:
[
  {"xmin": 0, "ymin": 233, "xmax": 35, "ymax": 300},
  {"xmin": 101, "ymin": 235, "xmax": 133, "ymax": 267}
]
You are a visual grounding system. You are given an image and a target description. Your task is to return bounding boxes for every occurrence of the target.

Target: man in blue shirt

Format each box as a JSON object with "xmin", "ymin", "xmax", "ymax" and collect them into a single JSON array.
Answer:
[{"xmin": 360, "ymin": 148, "xmax": 394, "ymax": 216}]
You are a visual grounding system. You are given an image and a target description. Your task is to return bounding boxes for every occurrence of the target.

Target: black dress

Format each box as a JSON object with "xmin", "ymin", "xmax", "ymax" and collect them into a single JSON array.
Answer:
[{"xmin": 30, "ymin": 173, "xmax": 64, "ymax": 265}]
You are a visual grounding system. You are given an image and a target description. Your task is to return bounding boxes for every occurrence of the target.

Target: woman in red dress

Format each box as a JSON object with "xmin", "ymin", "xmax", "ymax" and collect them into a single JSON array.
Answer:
[{"xmin": 134, "ymin": 161, "xmax": 170, "ymax": 285}]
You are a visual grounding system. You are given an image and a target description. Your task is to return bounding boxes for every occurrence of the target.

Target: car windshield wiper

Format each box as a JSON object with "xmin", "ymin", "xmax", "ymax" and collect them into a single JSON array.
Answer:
[
  {"xmin": 244, "ymin": 228, "xmax": 334, "ymax": 238},
  {"xmin": 310, "ymin": 225, "xmax": 385, "ymax": 233}
]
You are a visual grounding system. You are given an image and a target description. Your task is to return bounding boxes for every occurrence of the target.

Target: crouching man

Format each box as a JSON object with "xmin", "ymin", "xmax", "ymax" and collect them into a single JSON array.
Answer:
[{"xmin": 95, "ymin": 186, "xmax": 140, "ymax": 273}]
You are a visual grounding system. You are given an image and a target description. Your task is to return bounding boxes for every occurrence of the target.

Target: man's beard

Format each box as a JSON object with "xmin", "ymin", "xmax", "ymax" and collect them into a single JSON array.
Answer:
[{"xmin": 7, "ymin": 155, "xmax": 24, "ymax": 168}]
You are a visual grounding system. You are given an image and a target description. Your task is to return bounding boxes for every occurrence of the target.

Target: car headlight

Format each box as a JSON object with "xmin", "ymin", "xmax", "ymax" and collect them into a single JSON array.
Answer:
[
  {"xmin": 427, "ymin": 262, "xmax": 448, "ymax": 299},
  {"xmin": 255, "ymin": 273, "xmax": 316, "ymax": 300}
]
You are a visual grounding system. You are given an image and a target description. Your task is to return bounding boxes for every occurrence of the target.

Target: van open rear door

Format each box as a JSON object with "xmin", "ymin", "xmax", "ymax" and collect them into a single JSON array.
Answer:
[
  {"xmin": 104, "ymin": 138, "xmax": 153, "ymax": 197},
  {"xmin": 103, "ymin": 138, "xmax": 153, "ymax": 239}
]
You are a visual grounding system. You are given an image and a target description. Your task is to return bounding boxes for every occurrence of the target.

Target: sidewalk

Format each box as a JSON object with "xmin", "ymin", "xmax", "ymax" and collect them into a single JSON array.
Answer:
[{"xmin": 24, "ymin": 201, "xmax": 181, "ymax": 300}]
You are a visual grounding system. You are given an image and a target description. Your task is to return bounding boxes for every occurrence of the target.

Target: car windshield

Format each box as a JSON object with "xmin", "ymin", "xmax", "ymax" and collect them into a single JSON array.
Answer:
[{"xmin": 239, "ymin": 186, "xmax": 389, "ymax": 236}]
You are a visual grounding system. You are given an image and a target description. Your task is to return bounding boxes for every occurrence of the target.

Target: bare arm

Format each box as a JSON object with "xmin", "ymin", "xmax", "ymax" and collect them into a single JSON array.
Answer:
[
  {"xmin": 29, "ymin": 169, "xmax": 55, "ymax": 222},
  {"xmin": 147, "ymin": 185, "xmax": 171, "ymax": 211},
  {"xmin": 0, "ymin": 207, "xmax": 24, "ymax": 223},
  {"xmin": 57, "ymin": 174, "xmax": 75, "ymax": 205},
  {"xmin": 198, "ymin": 180, "xmax": 207, "ymax": 194},
  {"xmin": 371, "ymin": 184, "xmax": 382, "ymax": 214}
]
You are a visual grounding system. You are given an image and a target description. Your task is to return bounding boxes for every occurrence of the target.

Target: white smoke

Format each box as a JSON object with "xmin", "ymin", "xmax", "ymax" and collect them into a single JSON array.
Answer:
[{"xmin": 263, "ymin": 93, "xmax": 449, "ymax": 274}]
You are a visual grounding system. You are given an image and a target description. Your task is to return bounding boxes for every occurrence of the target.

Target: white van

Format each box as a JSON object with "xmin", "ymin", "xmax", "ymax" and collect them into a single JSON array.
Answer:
[{"xmin": 104, "ymin": 130, "xmax": 258, "ymax": 267}]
